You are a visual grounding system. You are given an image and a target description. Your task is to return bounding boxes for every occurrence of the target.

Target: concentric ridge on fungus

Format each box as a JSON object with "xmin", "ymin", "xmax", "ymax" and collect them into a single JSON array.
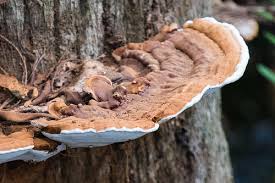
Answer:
[{"xmin": 0, "ymin": 17, "xmax": 249, "ymax": 163}]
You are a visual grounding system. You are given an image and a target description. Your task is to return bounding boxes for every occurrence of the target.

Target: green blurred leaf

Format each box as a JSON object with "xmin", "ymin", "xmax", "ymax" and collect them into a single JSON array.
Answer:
[
  {"xmin": 263, "ymin": 31, "xmax": 275, "ymax": 45},
  {"xmin": 257, "ymin": 64, "xmax": 275, "ymax": 84},
  {"xmin": 270, "ymin": 0, "xmax": 275, "ymax": 5},
  {"xmin": 257, "ymin": 10, "xmax": 274, "ymax": 21}
]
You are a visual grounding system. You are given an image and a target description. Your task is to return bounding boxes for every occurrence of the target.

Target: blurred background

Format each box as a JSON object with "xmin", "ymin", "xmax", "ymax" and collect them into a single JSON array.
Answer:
[{"xmin": 218, "ymin": 0, "xmax": 275, "ymax": 182}]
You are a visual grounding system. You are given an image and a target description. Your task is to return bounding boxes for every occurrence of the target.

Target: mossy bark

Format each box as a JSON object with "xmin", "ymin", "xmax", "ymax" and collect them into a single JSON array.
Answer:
[{"xmin": 0, "ymin": 0, "xmax": 233, "ymax": 182}]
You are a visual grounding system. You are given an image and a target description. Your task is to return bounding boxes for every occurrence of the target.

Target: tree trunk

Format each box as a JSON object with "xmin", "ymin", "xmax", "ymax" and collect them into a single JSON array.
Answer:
[{"xmin": 0, "ymin": 0, "xmax": 233, "ymax": 183}]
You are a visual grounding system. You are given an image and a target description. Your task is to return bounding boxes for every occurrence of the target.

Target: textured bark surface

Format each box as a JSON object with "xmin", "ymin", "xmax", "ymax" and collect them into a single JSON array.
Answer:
[{"xmin": 0, "ymin": 0, "xmax": 233, "ymax": 183}]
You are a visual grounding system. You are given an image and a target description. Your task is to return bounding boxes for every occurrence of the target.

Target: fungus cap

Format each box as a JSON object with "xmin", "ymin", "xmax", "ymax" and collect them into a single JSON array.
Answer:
[
  {"xmin": 84, "ymin": 75, "xmax": 113, "ymax": 101},
  {"xmin": 47, "ymin": 98, "xmax": 68, "ymax": 119},
  {"xmin": 213, "ymin": 1, "xmax": 259, "ymax": 41},
  {"xmin": 0, "ymin": 131, "xmax": 65, "ymax": 163},
  {"xmin": 0, "ymin": 74, "xmax": 38, "ymax": 99},
  {"xmin": 31, "ymin": 17, "xmax": 249, "ymax": 148}
]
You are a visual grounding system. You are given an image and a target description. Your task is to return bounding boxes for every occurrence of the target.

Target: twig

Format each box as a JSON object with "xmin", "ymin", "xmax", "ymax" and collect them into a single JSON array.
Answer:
[
  {"xmin": 0, "ymin": 65, "xmax": 8, "ymax": 75},
  {"xmin": 0, "ymin": 34, "xmax": 28, "ymax": 84},
  {"xmin": 10, "ymin": 99, "xmax": 21, "ymax": 108},
  {"xmin": 31, "ymin": 80, "xmax": 51, "ymax": 105},
  {"xmin": 0, "ymin": 97, "xmax": 14, "ymax": 109},
  {"xmin": 0, "ymin": 109, "xmax": 58, "ymax": 122},
  {"xmin": 17, "ymin": 105, "xmax": 48, "ymax": 113},
  {"xmin": 30, "ymin": 52, "xmax": 45, "ymax": 84},
  {"xmin": 57, "ymin": 50, "xmax": 69, "ymax": 63}
]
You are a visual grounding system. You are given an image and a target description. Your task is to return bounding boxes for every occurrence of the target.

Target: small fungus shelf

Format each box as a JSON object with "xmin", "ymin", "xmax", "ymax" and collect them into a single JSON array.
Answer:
[{"xmin": 214, "ymin": 0, "xmax": 259, "ymax": 41}]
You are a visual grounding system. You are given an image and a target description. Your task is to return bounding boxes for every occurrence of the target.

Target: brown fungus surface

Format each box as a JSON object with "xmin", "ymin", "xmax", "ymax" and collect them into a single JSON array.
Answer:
[
  {"xmin": 0, "ymin": 74, "xmax": 38, "ymax": 100},
  {"xmin": 33, "ymin": 137, "xmax": 60, "ymax": 151},
  {"xmin": 0, "ymin": 18, "xmax": 248, "ymax": 161},
  {"xmin": 36, "ymin": 116, "xmax": 156, "ymax": 133},
  {"xmin": 47, "ymin": 98, "xmax": 68, "ymax": 119},
  {"xmin": 36, "ymin": 18, "xmax": 246, "ymax": 133},
  {"xmin": 0, "ymin": 109, "xmax": 57, "ymax": 122},
  {"xmin": 0, "ymin": 130, "xmax": 33, "ymax": 152}
]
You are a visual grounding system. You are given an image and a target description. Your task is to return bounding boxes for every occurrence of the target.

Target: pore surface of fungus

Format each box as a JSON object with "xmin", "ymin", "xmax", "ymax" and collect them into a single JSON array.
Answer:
[{"xmin": 0, "ymin": 17, "xmax": 249, "ymax": 163}]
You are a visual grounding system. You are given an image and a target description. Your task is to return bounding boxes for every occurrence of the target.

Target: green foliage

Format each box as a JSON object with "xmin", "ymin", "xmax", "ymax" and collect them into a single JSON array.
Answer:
[
  {"xmin": 257, "ymin": 10, "xmax": 274, "ymax": 21},
  {"xmin": 263, "ymin": 31, "xmax": 275, "ymax": 45},
  {"xmin": 254, "ymin": 2, "xmax": 275, "ymax": 84},
  {"xmin": 257, "ymin": 64, "xmax": 275, "ymax": 84}
]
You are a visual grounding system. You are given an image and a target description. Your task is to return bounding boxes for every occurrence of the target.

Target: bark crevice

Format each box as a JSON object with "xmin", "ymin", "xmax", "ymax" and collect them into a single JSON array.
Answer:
[{"xmin": 53, "ymin": 0, "xmax": 61, "ymax": 59}]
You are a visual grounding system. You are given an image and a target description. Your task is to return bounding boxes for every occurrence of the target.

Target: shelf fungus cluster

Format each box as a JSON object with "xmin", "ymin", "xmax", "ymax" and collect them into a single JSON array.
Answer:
[{"xmin": 0, "ymin": 17, "xmax": 249, "ymax": 164}]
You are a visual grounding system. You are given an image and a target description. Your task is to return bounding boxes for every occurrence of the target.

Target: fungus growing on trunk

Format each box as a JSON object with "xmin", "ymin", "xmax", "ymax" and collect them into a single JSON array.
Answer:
[
  {"xmin": 47, "ymin": 98, "xmax": 68, "ymax": 119},
  {"xmin": 0, "ymin": 74, "xmax": 38, "ymax": 100},
  {"xmin": 214, "ymin": 0, "xmax": 259, "ymax": 41},
  {"xmin": 0, "ymin": 17, "xmax": 249, "ymax": 163},
  {"xmin": 0, "ymin": 130, "xmax": 65, "ymax": 163}
]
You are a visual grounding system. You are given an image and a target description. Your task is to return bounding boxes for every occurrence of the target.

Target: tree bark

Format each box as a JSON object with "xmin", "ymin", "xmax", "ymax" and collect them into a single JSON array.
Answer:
[{"xmin": 0, "ymin": 0, "xmax": 233, "ymax": 183}]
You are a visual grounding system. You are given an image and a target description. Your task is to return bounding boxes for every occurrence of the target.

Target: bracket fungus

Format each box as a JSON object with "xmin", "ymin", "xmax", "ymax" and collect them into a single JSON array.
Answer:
[
  {"xmin": 47, "ymin": 98, "xmax": 68, "ymax": 119},
  {"xmin": 214, "ymin": 0, "xmax": 259, "ymax": 41},
  {"xmin": 0, "ymin": 74, "xmax": 38, "ymax": 100},
  {"xmin": 0, "ymin": 17, "xmax": 249, "ymax": 163},
  {"xmin": 0, "ymin": 130, "xmax": 65, "ymax": 164}
]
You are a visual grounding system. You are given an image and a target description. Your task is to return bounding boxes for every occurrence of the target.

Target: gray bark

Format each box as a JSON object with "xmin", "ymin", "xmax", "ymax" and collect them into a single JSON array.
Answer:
[{"xmin": 0, "ymin": 0, "xmax": 233, "ymax": 183}]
